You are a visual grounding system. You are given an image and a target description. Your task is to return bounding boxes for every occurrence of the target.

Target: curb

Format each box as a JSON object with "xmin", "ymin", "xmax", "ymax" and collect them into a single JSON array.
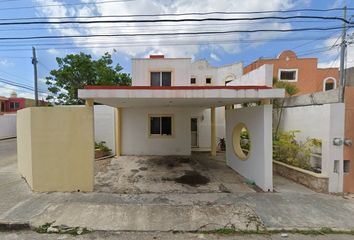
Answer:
[{"xmin": 0, "ymin": 220, "xmax": 30, "ymax": 231}]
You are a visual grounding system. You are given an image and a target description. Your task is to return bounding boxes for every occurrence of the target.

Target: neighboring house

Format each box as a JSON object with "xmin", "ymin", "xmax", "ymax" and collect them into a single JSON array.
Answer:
[
  {"xmin": 343, "ymin": 67, "xmax": 354, "ymax": 192},
  {"xmin": 0, "ymin": 92, "xmax": 47, "ymax": 113},
  {"xmin": 0, "ymin": 96, "xmax": 7, "ymax": 114},
  {"xmin": 244, "ymin": 50, "xmax": 339, "ymax": 94}
]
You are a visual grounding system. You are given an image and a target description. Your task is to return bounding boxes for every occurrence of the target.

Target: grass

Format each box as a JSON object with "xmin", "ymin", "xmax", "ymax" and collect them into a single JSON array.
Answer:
[{"xmin": 34, "ymin": 223, "xmax": 91, "ymax": 236}]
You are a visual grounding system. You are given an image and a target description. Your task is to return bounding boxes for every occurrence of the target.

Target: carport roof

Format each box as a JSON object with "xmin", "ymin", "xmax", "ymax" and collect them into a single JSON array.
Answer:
[{"xmin": 78, "ymin": 85, "xmax": 284, "ymax": 108}]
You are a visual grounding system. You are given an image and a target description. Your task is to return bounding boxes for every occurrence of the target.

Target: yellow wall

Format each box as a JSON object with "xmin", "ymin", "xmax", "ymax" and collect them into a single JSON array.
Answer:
[
  {"xmin": 17, "ymin": 106, "xmax": 94, "ymax": 192},
  {"xmin": 17, "ymin": 108, "xmax": 33, "ymax": 187}
]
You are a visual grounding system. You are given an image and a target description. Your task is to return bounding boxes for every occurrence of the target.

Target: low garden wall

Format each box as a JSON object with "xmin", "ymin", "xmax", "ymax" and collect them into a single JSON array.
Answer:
[
  {"xmin": 0, "ymin": 114, "xmax": 16, "ymax": 139},
  {"xmin": 273, "ymin": 160, "xmax": 329, "ymax": 193}
]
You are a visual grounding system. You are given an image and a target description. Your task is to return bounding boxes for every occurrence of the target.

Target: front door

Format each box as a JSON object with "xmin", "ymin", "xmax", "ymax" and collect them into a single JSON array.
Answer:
[{"xmin": 191, "ymin": 118, "xmax": 198, "ymax": 147}]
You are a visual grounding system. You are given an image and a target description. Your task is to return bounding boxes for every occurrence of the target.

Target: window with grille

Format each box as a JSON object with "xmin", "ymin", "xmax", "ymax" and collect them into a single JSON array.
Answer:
[
  {"xmin": 279, "ymin": 69, "xmax": 298, "ymax": 81},
  {"xmin": 149, "ymin": 115, "xmax": 173, "ymax": 136},
  {"xmin": 150, "ymin": 72, "xmax": 172, "ymax": 86}
]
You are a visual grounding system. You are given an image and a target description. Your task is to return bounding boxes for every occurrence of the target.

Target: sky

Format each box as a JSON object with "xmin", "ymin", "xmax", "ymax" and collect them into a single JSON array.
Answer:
[{"xmin": 0, "ymin": 0, "xmax": 353, "ymax": 99}]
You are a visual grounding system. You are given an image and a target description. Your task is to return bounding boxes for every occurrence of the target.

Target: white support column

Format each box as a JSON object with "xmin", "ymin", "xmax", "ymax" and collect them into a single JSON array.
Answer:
[
  {"xmin": 211, "ymin": 107, "xmax": 217, "ymax": 156},
  {"xmin": 115, "ymin": 108, "xmax": 122, "ymax": 156}
]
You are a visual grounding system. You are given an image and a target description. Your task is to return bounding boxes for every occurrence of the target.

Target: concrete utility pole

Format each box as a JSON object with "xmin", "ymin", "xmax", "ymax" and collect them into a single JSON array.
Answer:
[
  {"xmin": 339, "ymin": 6, "xmax": 347, "ymax": 103},
  {"xmin": 32, "ymin": 46, "xmax": 39, "ymax": 106}
]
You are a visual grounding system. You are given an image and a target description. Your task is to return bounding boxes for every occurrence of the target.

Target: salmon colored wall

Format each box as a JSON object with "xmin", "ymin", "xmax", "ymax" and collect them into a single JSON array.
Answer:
[
  {"xmin": 344, "ymin": 87, "xmax": 354, "ymax": 192},
  {"xmin": 4, "ymin": 98, "xmax": 26, "ymax": 112},
  {"xmin": 244, "ymin": 50, "xmax": 339, "ymax": 95}
]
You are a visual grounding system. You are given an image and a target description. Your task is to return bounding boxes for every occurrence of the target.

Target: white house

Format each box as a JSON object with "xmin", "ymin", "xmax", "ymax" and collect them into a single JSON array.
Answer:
[
  {"xmin": 79, "ymin": 55, "xmax": 284, "ymax": 191},
  {"xmin": 131, "ymin": 55, "xmax": 243, "ymax": 150}
]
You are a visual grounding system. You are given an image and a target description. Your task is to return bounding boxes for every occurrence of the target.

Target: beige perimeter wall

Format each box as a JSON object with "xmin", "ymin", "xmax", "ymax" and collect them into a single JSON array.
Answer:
[{"xmin": 17, "ymin": 107, "xmax": 94, "ymax": 192}]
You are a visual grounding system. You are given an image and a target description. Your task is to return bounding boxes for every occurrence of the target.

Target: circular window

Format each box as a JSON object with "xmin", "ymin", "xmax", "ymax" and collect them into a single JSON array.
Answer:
[{"xmin": 232, "ymin": 123, "xmax": 251, "ymax": 160}]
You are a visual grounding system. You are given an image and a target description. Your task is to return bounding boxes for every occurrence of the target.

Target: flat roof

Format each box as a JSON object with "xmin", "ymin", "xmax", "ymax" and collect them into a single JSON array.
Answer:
[{"xmin": 79, "ymin": 85, "xmax": 284, "ymax": 108}]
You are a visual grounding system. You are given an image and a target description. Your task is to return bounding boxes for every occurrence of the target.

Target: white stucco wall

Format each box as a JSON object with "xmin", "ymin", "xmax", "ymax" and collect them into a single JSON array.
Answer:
[
  {"xmin": 121, "ymin": 107, "xmax": 191, "ymax": 155},
  {"xmin": 0, "ymin": 114, "xmax": 16, "ymax": 139},
  {"xmin": 131, "ymin": 58, "xmax": 243, "ymax": 87},
  {"xmin": 226, "ymin": 105, "xmax": 273, "ymax": 191},
  {"xmin": 191, "ymin": 107, "xmax": 225, "ymax": 149},
  {"xmin": 94, "ymin": 105, "xmax": 115, "ymax": 155},
  {"xmin": 132, "ymin": 58, "xmax": 192, "ymax": 86},
  {"xmin": 189, "ymin": 60, "xmax": 242, "ymax": 86},
  {"xmin": 278, "ymin": 103, "xmax": 345, "ymax": 192},
  {"xmin": 227, "ymin": 64, "xmax": 273, "ymax": 87},
  {"xmin": 216, "ymin": 62, "xmax": 244, "ymax": 84}
]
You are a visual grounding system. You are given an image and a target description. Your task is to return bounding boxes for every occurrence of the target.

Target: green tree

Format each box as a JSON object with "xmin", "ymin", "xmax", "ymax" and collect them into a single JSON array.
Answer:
[
  {"xmin": 45, "ymin": 52, "xmax": 131, "ymax": 105},
  {"xmin": 273, "ymin": 77, "xmax": 299, "ymax": 139}
]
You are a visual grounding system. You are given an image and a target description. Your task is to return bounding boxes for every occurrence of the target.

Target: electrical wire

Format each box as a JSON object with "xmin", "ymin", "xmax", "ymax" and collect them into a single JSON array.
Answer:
[
  {"xmin": 0, "ymin": 26, "xmax": 350, "ymax": 41},
  {"xmin": 1, "ymin": 7, "xmax": 354, "ymax": 21},
  {"xmin": 0, "ymin": 78, "xmax": 48, "ymax": 93},
  {"xmin": 0, "ymin": 15, "xmax": 351, "ymax": 26}
]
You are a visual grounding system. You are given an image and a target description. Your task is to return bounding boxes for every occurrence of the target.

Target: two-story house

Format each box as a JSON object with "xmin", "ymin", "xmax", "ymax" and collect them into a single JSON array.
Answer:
[
  {"xmin": 244, "ymin": 50, "xmax": 339, "ymax": 94},
  {"xmin": 80, "ymin": 55, "xmax": 285, "ymax": 191},
  {"xmin": 130, "ymin": 55, "xmax": 243, "ymax": 150}
]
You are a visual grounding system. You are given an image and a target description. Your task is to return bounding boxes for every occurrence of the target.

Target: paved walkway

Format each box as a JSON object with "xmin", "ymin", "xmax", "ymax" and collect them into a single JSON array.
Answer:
[{"xmin": 1, "ymin": 138, "xmax": 354, "ymax": 233}]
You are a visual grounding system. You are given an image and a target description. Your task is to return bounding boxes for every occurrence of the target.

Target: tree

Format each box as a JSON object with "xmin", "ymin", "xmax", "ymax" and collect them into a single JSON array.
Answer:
[
  {"xmin": 45, "ymin": 52, "xmax": 131, "ymax": 105},
  {"xmin": 273, "ymin": 77, "xmax": 299, "ymax": 139}
]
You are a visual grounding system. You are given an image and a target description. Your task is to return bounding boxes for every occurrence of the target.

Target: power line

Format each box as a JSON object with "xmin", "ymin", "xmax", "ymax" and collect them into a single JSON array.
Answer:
[
  {"xmin": 0, "ymin": 35, "xmax": 339, "ymax": 48},
  {"xmin": 292, "ymin": 30, "xmax": 342, "ymax": 50},
  {"xmin": 0, "ymin": 19, "xmax": 334, "ymax": 32},
  {"xmin": 0, "ymin": 26, "xmax": 350, "ymax": 41},
  {"xmin": 0, "ymin": 78, "xmax": 48, "ymax": 93},
  {"xmin": 1, "ymin": 16, "xmax": 351, "ymax": 26},
  {"xmin": 2, "ymin": 8, "xmax": 354, "ymax": 21},
  {"xmin": 0, "ymin": 32, "xmax": 343, "ymax": 52}
]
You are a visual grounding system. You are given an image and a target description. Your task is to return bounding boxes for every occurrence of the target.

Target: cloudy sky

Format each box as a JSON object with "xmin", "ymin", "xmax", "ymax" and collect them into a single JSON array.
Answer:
[{"xmin": 0, "ymin": 0, "xmax": 353, "ymax": 99}]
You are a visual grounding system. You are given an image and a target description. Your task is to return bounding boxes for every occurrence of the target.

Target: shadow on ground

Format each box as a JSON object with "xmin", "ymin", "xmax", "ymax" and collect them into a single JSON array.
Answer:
[{"xmin": 94, "ymin": 152, "xmax": 256, "ymax": 194}]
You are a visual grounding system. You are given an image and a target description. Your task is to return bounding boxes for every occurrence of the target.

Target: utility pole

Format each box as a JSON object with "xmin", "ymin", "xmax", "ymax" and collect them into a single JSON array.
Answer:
[
  {"xmin": 32, "ymin": 46, "xmax": 39, "ymax": 106},
  {"xmin": 339, "ymin": 6, "xmax": 347, "ymax": 103}
]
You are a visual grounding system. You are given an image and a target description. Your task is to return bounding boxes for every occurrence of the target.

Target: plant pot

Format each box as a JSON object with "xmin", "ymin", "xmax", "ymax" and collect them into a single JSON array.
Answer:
[{"xmin": 95, "ymin": 149, "xmax": 111, "ymax": 159}]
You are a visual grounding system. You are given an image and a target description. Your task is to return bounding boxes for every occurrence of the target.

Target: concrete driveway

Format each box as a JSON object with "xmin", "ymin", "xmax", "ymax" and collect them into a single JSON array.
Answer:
[
  {"xmin": 95, "ymin": 153, "xmax": 256, "ymax": 194},
  {"xmin": 2, "ymin": 138, "xmax": 354, "ymax": 234}
]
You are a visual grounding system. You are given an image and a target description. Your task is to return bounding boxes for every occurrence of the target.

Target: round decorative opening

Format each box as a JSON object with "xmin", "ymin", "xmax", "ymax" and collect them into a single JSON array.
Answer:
[{"xmin": 232, "ymin": 123, "xmax": 251, "ymax": 160}]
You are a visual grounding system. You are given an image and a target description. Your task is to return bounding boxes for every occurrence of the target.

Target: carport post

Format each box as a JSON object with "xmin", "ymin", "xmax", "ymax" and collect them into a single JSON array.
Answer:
[
  {"xmin": 115, "ymin": 108, "xmax": 122, "ymax": 156},
  {"xmin": 260, "ymin": 99, "xmax": 271, "ymax": 105},
  {"xmin": 211, "ymin": 106, "xmax": 217, "ymax": 156},
  {"xmin": 85, "ymin": 99, "xmax": 94, "ymax": 107}
]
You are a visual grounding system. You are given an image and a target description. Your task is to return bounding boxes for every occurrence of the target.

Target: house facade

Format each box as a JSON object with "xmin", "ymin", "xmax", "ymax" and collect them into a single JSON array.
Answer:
[
  {"xmin": 130, "ymin": 55, "xmax": 243, "ymax": 151},
  {"xmin": 79, "ymin": 55, "xmax": 284, "ymax": 191},
  {"xmin": 244, "ymin": 50, "xmax": 339, "ymax": 94},
  {"xmin": 0, "ymin": 92, "xmax": 47, "ymax": 114}
]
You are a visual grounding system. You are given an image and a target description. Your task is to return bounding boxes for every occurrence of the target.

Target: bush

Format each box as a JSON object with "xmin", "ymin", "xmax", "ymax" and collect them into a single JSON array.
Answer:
[
  {"xmin": 95, "ymin": 141, "xmax": 111, "ymax": 153},
  {"xmin": 273, "ymin": 131, "xmax": 315, "ymax": 170}
]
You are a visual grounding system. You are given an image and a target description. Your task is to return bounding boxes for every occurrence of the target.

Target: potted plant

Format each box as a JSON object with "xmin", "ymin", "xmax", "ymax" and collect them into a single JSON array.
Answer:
[
  {"xmin": 95, "ymin": 141, "xmax": 112, "ymax": 159},
  {"xmin": 218, "ymin": 137, "xmax": 226, "ymax": 151}
]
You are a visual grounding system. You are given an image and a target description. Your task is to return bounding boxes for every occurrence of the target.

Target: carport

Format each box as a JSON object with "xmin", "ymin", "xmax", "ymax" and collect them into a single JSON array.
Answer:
[{"xmin": 79, "ymin": 85, "xmax": 284, "ymax": 191}]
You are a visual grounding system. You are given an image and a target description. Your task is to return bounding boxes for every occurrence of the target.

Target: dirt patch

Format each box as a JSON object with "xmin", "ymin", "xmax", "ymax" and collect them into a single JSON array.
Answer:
[{"xmin": 174, "ymin": 170, "xmax": 210, "ymax": 187}]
